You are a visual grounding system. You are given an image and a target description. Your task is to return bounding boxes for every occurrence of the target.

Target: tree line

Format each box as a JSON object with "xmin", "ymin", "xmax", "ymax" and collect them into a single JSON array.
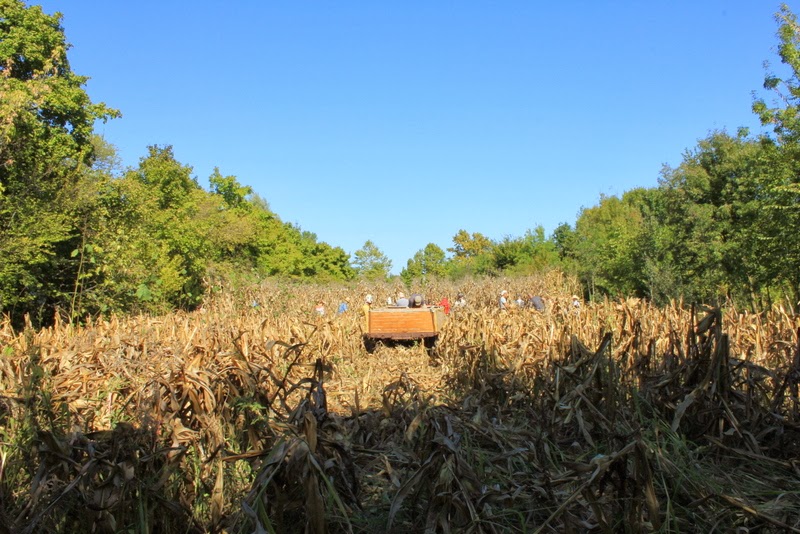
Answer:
[
  {"xmin": 3, "ymin": 1, "xmax": 799, "ymax": 328},
  {"xmin": 379, "ymin": 5, "xmax": 800, "ymax": 309},
  {"xmin": 1, "ymin": 1, "xmax": 356, "ymax": 328},
  {"xmin": 398, "ymin": 123, "xmax": 798, "ymax": 309}
]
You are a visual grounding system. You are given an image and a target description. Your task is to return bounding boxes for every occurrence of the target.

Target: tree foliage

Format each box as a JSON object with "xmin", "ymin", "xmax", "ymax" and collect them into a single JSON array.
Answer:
[
  {"xmin": 7, "ymin": 1, "xmax": 800, "ymax": 326},
  {"xmin": 0, "ymin": 1, "xmax": 356, "ymax": 326},
  {"xmin": 353, "ymin": 240, "xmax": 392, "ymax": 281},
  {"xmin": 401, "ymin": 243, "xmax": 447, "ymax": 285},
  {"xmin": 448, "ymin": 230, "xmax": 493, "ymax": 259},
  {"xmin": 571, "ymin": 194, "xmax": 646, "ymax": 299},
  {"xmin": 749, "ymin": 3, "xmax": 800, "ymax": 304},
  {"xmin": 0, "ymin": 0, "xmax": 119, "ymax": 324},
  {"xmin": 492, "ymin": 227, "xmax": 559, "ymax": 276}
]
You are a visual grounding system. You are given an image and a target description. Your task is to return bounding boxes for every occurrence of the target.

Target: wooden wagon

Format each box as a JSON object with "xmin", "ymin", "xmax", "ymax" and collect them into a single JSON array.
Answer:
[{"xmin": 363, "ymin": 306, "xmax": 447, "ymax": 351}]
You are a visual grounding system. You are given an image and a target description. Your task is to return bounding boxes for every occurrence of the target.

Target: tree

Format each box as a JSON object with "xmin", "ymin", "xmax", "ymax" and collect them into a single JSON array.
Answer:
[
  {"xmin": 353, "ymin": 240, "xmax": 392, "ymax": 280},
  {"xmin": 448, "ymin": 230, "xmax": 493, "ymax": 259},
  {"xmin": 446, "ymin": 230, "xmax": 495, "ymax": 277},
  {"xmin": 753, "ymin": 4, "xmax": 800, "ymax": 144},
  {"xmin": 242, "ymin": 206, "xmax": 354, "ymax": 281},
  {"xmin": 551, "ymin": 223, "xmax": 576, "ymax": 262},
  {"xmin": 401, "ymin": 243, "xmax": 447, "ymax": 285},
  {"xmin": 654, "ymin": 132, "xmax": 771, "ymax": 304},
  {"xmin": 78, "ymin": 147, "xmax": 209, "ymax": 313},
  {"xmin": 195, "ymin": 190, "xmax": 258, "ymax": 265},
  {"xmin": 133, "ymin": 145, "xmax": 200, "ymax": 210},
  {"xmin": 209, "ymin": 167, "xmax": 253, "ymax": 210},
  {"xmin": 520, "ymin": 226, "xmax": 559, "ymax": 272},
  {"xmin": 572, "ymin": 194, "xmax": 646, "ymax": 299},
  {"xmin": 750, "ymin": 3, "xmax": 800, "ymax": 303},
  {"xmin": 486, "ymin": 226, "xmax": 559, "ymax": 276},
  {"xmin": 0, "ymin": 1, "xmax": 118, "ymax": 325}
]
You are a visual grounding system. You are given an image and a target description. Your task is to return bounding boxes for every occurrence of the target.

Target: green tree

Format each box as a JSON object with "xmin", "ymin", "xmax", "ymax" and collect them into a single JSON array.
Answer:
[
  {"xmin": 522, "ymin": 226, "xmax": 560, "ymax": 272},
  {"xmin": 245, "ymin": 205, "xmax": 354, "ymax": 281},
  {"xmin": 621, "ymin": 187, "xmax": 681, "ymax": 304},
  {"xmin": 654, "ymin": 132, "xmax": 770, "ymax": 304},
  {"xmin": 353, "ymin": 240, "xmax": 392, "ymax": 281},
  {"xmin": 446, "ymin": 230, "xmax": 495, "ymax": 276},
  {"xmin": 194, "ymin": 168, "xmax": 262, "ymax": 269},
  {"xmin": 0, "ymin": 1, "xmax": 118, "ymax": 325},
  {"xmin": 572, "ymin": 194, "xmax": 646, "ymax": 299},
  {"xmin": 751, "ymin": 3, "xmax": 800, "ymax": 303},
  {"xmin": 754, "ymin": 4, "xmax": 800, "ymax": 144},
  {"xmin": 59, "ymin": 137, "xmax": 126, "ymax": 319},
  {"xmin": 209, "ymin": 167, "xmax": 253, "ymax": 209},
  {"xmin": 92, "ymin": 145, "xmax": 209, "ymax": 312},
  {"xmin": 401, "ymin": 243, "xmax": 447, "ymax": 285},
  {"xmin": 448, "ymin": 230, "xmax": 493, "ymax": 259},
  {"xmin": 133, "ymin": 145, "xmax": 200, "ymax": 210},
  {"xmin": 551, "ymin": 222, "xmax": 576, "ymax": 262},
  {"xmin": 489, "ymin": 226, "xmax": 559, "ymax": 275}
]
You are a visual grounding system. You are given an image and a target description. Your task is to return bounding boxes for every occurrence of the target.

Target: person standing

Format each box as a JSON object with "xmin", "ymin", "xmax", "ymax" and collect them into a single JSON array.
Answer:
[
  {"xmin": 362, "ymin": 294, "xmax": 374, "ymax": 316},
  {"xmin": 499, "ymin": 290, "xmax": 509, "ymax": 311},
  {"xmin": 395, "ymin": 292, "xmax": 410, "ymax": 307},
  {"xmin": 361, "ymin": 294, "xmax": 373, "ymax": 337},
  {"xmin": 315, "ymin": 301, "xmax": 326, "ymax": 316},
  {"xmin": 530, "ymin": 295, "xmax": 545, "ymax": 312}
]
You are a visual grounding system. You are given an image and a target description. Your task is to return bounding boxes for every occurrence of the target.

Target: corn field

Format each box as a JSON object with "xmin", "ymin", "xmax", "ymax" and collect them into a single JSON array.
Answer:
[{"xmin": 1, "ymin": 274, "xmax": 799, "ymax": 533}]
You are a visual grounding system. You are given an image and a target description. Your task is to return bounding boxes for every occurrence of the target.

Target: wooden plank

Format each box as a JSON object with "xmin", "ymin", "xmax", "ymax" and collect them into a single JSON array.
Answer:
[
  {"xmin": 369, "ymin": 312, "xmax": 433, "ymax": 333},
  {"xmin": 366, "ymin": 307, "xmax": 445, "ymax": 337}
]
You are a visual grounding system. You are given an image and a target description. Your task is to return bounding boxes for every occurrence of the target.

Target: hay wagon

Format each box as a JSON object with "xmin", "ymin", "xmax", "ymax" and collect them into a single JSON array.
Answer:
[{"xmin": 363, "ymin": 306, "xmax": 447, "ymax": 352}]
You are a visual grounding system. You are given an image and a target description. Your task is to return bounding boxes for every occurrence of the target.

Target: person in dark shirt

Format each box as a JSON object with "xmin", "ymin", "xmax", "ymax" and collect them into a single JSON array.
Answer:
[{"xmin": 530, "ymin": 295, "xmax": 545, "ymax": 311}]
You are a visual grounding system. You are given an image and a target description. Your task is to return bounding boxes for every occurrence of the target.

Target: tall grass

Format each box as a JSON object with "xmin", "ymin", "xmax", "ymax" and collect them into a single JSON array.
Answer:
[{"xmin": 0, "ymin": 275, "xmax": 798, "ymax": 532}]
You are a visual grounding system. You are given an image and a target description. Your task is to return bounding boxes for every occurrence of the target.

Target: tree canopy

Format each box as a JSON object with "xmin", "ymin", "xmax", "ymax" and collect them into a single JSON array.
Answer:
[
  {"xmin": 0, "ymin": 0, "xmax": 119, "ymax": 323},
  {"xmin": 5, "ymin": 1, "xmax": 800, "ymax": 326},
  {"xmin": 353, "ymin": 240, "xmax": 392, "ymax": 281}
]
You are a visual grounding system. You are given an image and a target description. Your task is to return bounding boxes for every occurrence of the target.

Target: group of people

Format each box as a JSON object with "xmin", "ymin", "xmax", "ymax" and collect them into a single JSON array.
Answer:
[
  {"xmin": 314, "ymin": 299, "xmax": 353, "ymax": 316},
  {"xmin": 391, "ymin": 291, "xmax": 428, "ymax": 308},
  {"xmin": 498, "ymin": 292, "xmax": 581, "ymax": 312},
  {"xmin": 387, "ymin": 291, "xmax": 465, "ymax": 315},
  {"xmin": 501, "ymin": 290, "xmax": 542, "ymax": 311},
  {"xmin": 316, "ymin": 290, "xmax": 582, "ymax": 316},
  {"xmin": 353, "ymin": 290, "xmax": 468, "ymax": 316}
]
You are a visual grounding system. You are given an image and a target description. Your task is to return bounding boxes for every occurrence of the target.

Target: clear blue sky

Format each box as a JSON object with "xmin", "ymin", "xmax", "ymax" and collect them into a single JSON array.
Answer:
[{"xmin": 36, "ymin": 1, "xmax": 786, "ymax": 273}]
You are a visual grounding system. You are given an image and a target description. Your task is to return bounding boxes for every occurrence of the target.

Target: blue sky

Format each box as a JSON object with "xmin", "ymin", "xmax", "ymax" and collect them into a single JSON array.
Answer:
[{"xmin": 36, "ymin": 1, "xmax": 787, "ymax": 273}]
